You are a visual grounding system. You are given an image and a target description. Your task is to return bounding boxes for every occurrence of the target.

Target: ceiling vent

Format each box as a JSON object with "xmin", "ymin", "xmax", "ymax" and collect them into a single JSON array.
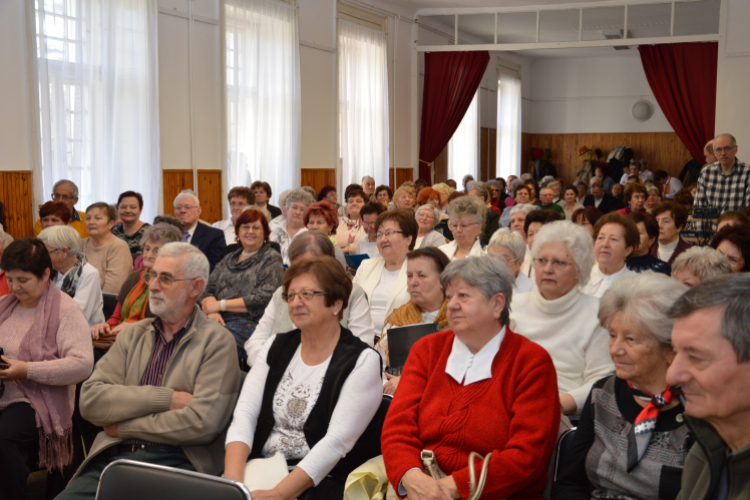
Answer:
[{"xmin": 602, "ymin": 29, "xmax": 631, "ymax": 50}]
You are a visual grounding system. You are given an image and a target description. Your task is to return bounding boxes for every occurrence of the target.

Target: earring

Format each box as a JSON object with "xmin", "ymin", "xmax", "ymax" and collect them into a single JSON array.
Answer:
[{"xmin": 333, "ymin": 310, "xmax": 338, "ymax": 316}]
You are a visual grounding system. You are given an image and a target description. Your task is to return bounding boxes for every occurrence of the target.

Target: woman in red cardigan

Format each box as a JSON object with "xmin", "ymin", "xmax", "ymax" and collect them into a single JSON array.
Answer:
[{"xmin": 381, "ymin": 255, "xmax": 560, "ymax": 500}]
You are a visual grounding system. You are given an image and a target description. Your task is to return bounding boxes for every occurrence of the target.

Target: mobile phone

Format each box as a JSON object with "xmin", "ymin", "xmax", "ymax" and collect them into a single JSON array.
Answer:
[{"xmin": 0, "ymin": 348, "xmax": 9, "ymax": 370}]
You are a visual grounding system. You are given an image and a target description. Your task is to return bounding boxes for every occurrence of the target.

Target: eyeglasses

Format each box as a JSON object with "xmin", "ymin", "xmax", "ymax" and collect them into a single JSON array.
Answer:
[
  {"xmin": 416, "ymin": 213, "xmax": 435, "ymax": 221},
  {"xmin": 533, "ymin": 257, "xmax": 574, "ymax": 271},
  {"xmin": 282, "ymin": 290, "xmax": 328, "ymax": 302},
  {"xmin": 175, "ymin": 205, "xmax": 196, "ymax": 211},
  {"xmin": 51, "ymin": 193, "xmax": 74, "ymax": 201},
  {"xmin": 714, "ymin": 146, "xmax": 737, "ymax": 154},
  {"xmin": 142, "ymin": 271, "xmax": 198, "ymax": 289},
  {"xmin": 448, "ymin": 222, "xmax": 479, "ymax": 231},
  {"xmin": 376, "ymin": 230, "xmax": 404, "ymax": 239},
  {"xmin": 362, "ymin": 221, "xmax": 377, "ymax": 229}
]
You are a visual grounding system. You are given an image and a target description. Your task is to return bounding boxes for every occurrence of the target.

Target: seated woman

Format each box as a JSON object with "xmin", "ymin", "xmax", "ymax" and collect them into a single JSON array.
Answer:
[
  {"xmin": 223, "ymin": 256, "xmax": 382, "ymax": 500},
  {"xmin": 644, "ymin": 185, "xmax": 662, "ymax": 213},
  {"xmin": 80, "ymin": 202, "xmax": 133, "ymax": 293},
  {"xmin": 561, "ymin": 185, "xmax": 584, "ymax": 220},
  {"xmin": 201, "ymin": 209, "xmax": 285, "ymax": 366},
  {"xmin": 38, "ymin": 225, "xmax": 104, "ymax": 327},
  {"xmin": 487, "ymin": 228, "xmax": 536, "ymax": 293},
  {"xmin": 710, "ymin": 223, "xmax": 750, "ymax": 273},
  {"xmin": 382, "ymin": 256, "xmax": 560, "ymax": 500},
  {"xmin": 111, "ymin": 191, "xmax": 150, "ymax": 260},
  {"xmin": 554, "ymin": 273, "xmax": 691, "ymax": 500},
  {"xmin": 317, "ymin": 185, "xmax": 340, "ymax": 209},
  {"xmin": 270, "ymin": 188, "xmax": 315, "ymax": 265},
  {"xmin": 374, "ymin": 184, "xmax": 393, "ymax": 209},
  {"xmin": 504, "ymin": 203, "xmax": 537, "ymax": 235},
  {"xmin": 392, "ymin": 186, "xmax": 416, "ymax": 212},
  {"xmin": 213, "ymin": 186, "xmax": 256, "ymax": 245},
  {"xmin": 519, "ymin": 209, "xmax": 565, "ymax": 278},
  {"xmin": 414, "ymin": 205, "xmax": 447, "ymax": 248},
  {"xmin": 652, "ymin": 201, "xmax": 692, "ymax": 265},
  {"xmin": 510, "ymin": 221, "xmax": 614, "ymax": 415},
  {"xmin": 302, "ymin": 200, "xmax": 347, "ymax": 268},
  {"xmin": 335, "ymin": 188, "xmax": 368, "ymax": 254},
  {"xmin": 672, "ymin": 246, "xmax": 732, "ymax": 287},
  {"xmin": 438, "ymin": 196, "xmax": 486, "ymax": 260},
  {"xmin": 626, "ymin": 211, "xmax": 672, "ymax": 276},
  {"xmin": 616, "ymin": 183, "xmax": 647, "ymax": 216},
  {"xmin": 39, "ymin": 201, "xmax": 72, "ymax": 230},
  {"xmin": 353, "ymin": 210, "xmax": 417, "ymax": 335},
  {"xmin": 355, "ymin": 202, "xmax": 385, "ymax": 258},
  {"xmin": 582, "ymin": 213, "xmax": 638, "ymax": 298},
  {"xmin": 0, "ymin": 238, "xmax": 94, "ymax": 500},
  {"xmin": 571, "ymin": 206, "xmax": 604, "ymax": 238},
  {"xmin": 89, "ymin": 223, "xmax": 183, "ymax": 350},
  {"xmin": 525, "ymin": 179, "xmax": 541, "ymax": 205},
  {"xmin": 376, "ymin": 247, "xmax": 450, "ymax": 395}
]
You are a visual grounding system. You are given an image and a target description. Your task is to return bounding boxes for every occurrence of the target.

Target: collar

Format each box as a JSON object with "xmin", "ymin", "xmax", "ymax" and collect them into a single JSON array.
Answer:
[
  {"xmin": 532, "ymin": 285, "xmax": 580, "ymax": 314},
  {"xmin": 719, "ymin": 159, "xmax": 738, "ymax": 176},
  {"xmin": 186, "ymin": 223, "xmax": 198, "ymax": 237},
  {"xmin": 659, "ymin": 238, "xmax": 680, "ymax": 253},
  {"xmin": 71, "ymin": 210, "xmax": 82, "ymax": 222},
  {"xmin": 589, "ymin": 262, "xmax": 632, "ymax": 285},
  {"xmin": 445, "ymin": 326, "xmax": 505, "ymax": 385},
  {"xmin": 152, "ymin": 306, "xmax": 198, "ymax": 344}
]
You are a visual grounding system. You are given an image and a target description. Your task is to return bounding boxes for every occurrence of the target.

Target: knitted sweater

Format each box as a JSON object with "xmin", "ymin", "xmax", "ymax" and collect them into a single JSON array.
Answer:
[
  {"xmin": 80, "ymin": 235, "xmax": 134, "ymax": 293},
  {"xmin": 510, "ymin": 287, "xmax": 614, "ymax": 411},
  {"xmin": 382, "ymin": 329, "xmax": 560, "ymax": 500}
]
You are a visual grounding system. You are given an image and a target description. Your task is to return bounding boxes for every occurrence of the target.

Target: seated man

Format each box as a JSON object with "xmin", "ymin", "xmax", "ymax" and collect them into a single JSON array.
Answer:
[
  {"xmin": 55, "ymin": 243, "xmax": 241, "ymax": 500},
  {"xmin": 34, "ymin": 179, "xmax": 88, "ymax": 238},
  {"xmin": 174, "ymin": 189, "xmax": 226, "ymax": 271},
  {"xmin": 583, "ymin": 178, "xmax": 619, "ymax": 213},
  {"xmin": 667, "ymin": 274, "xmax": 750, "ymax": 500}
]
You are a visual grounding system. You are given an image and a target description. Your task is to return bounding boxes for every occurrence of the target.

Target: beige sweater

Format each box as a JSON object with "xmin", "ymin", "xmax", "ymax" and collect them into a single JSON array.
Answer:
[{"xmin": 80, "ymin": 235, "xmax": 133, "ymax": 293}]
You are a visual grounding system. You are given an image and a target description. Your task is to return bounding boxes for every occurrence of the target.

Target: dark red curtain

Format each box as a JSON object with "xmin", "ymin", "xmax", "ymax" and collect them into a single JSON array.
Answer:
[
  {"xmin": 638, "ymin": 42, "xmax": 718, "ymax": 164},
  {"xmin": 419, "ymin": 51, "xmax": 491, "ymax": 182}
]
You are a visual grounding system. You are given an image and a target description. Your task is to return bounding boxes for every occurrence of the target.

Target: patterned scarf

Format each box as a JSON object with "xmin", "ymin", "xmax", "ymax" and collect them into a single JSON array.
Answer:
[
  {"xmin": 57, "ymin": 253, "xmax": 88, "ymax": 298},
  {"xmin": 626, "ymin": 381, "xmax": 682, "ymax": 472}
]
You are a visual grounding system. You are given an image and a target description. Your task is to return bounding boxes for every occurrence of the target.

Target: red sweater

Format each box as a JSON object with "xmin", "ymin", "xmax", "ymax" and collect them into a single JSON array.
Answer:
[{"xmin": 382, "ymin": 328, "xmax": 560, "ymax": 500}]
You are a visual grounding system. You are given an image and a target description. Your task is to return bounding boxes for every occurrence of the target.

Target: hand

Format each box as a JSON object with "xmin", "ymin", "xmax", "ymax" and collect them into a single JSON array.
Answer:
[
  {"xmin": 438, "ymin": 476, "xmax": 461, "ymax": 500},
  {"xmin": 560, "ymin": 394, "xmax": 577, "ymax": 415},
  {"xmin": 0, "ymin": 356, "xmax": 28, "ymax": 381},
  {"xmin": 201, "ymin": 297, "xmax": 220, "ymax": 315},
  {"xmin": 383, "ymin": 373, "xmax": 400, "ymax": 396},
  {"xmin": 402, "ymin": 469, "xmax": 453, "ymax": 500},
  {"xmin": 103, "ymin": 423, "xmax": 119, "ymax": 437},
  {"xmin": 110, "ymin": 322, "xmax": 126, "ymax": 335},
  {"xmin": 248, "ymin": 490, "xmax": 284, "ymax": 500},
  {"xmin": 170, "ymin": 391, "xmax": 194, "ymax": 411},
  {"xmin": 91, "ymin": 322, "xmax": 111, "ymax": 340},
  {"xmin": 208, "ymin": 312, "xmax": 226, "ymax": 326}
]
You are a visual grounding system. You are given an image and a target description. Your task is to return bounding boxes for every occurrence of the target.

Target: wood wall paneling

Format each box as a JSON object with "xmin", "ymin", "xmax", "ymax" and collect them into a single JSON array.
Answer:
[
  {"xmin": 163, "ymin": 170, "xmax": 194, "ymax": 217},
  {"xmin": 301, "ymin": 169, "xmax": 336, "ymax": 196},
  {"xmin": 163, "ymin": 169, "xmax": 223, "ymax": 224},
  {"xmin": 479, "ymin": 127, "xmax": 497, "ymax": 181},
  {"xmin": 0, "ymin": 171, "xmax": 34, "ymax": 238},
  {"xmin": 395, "ymin": 168, "xmax": 413, "ymax": 188}
]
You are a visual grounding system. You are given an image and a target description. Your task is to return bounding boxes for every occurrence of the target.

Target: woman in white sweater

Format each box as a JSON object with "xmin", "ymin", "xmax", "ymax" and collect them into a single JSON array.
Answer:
[{"xmin": 510, "ymin": 221, "xmax": 614, "ymax": 416}]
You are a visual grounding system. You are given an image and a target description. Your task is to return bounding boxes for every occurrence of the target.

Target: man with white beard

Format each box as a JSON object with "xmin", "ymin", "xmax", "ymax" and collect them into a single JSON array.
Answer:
[{"xmin": 55, "ymin": 243, "xmax": 241, "ymax": 499}]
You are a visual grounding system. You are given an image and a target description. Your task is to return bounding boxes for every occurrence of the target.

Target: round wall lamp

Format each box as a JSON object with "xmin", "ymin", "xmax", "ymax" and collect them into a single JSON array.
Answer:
[{"xmin": 632, "ymin": 100, "xmax": 653, "ymax": 122}]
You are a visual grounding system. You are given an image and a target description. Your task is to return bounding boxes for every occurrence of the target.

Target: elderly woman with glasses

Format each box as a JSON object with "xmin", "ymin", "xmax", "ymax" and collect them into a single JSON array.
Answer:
[
  {"xmin": 414, "ymin": 205, "xmax": 447, "ymax": 249},
  {"xmin": 223, "ymin": 256, "xmax": 383, "ymax": 500},
  {"xmin": 200, "ymin": 208, "xmax": 285, "ymax": 366},
  {"xmin": 438, "ymin": 196, "xmax": 485, "ymax": 260},
  {"xmin": 554, "ymin": 273, "xmax": 691, "ymax": 500},
  {"xmin": 382, "ymin": 256, "xmax": 560, "ymax": 500},
  {"xmin": 487, "ymin": 228, "xmax": 536, "ymax": 293},
  {"xmin": 510, "ymin": 221, "xmax": 614, "ymax": 415},
  {"xmin": 270, "ymin": 188, "xmax": 315, "ymax": 265}
]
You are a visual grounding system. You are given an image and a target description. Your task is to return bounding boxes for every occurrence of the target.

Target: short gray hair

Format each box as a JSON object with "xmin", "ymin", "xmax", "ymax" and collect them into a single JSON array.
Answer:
[
  {"xmin": 509, "ymin": 203, "xmax": 538, "ymax": 217},
  {"xmin": 38, "ymin": 225, "xmax": 81, "ymax": 254},
  {"xmin": 486, "ymin": 180, "xmax": 501, "ymax": 190},
  {"xmin": 174, "ymin": 189, "xmax": 200, "ymax": 208},
  {"xmin": 531, "ymin": 221, "xmax": 595, "ymax": 287},
  {"xmin": 53, "ymin": 179, "xmax": 79, "ymax": 198},
  {"xmin": 155, "ymin": 242, "xmax": 209, "ymax": 292},
  {"xmin": 548, "ymin": 181, "xmax": 561, "ymax": 190},
  {"xmin": 415, "ymin": 204, "xmax": 440, "ymax": 224},
  {"xmin": 599, "ymin": 271, "xmax": 687, "ymax": 346},
  {"xmin": 510, "ymin": 178, "xmax": 524, "ymax": 191},
  {"xmin": 440, "ymin": 256, "xmax": 513, "ymax": 325},
  {"xmin": 488, "ymin": 228, "xmax": 526, "ymax": 262},
  {"xmin": 714, "ymin": 133, "xmax": 737, "ymax": 146},
  {"xmin": 301, "ymin": 186, "xmax": 316, "ymax": 199},
  {"xmin": 447, "ymin": 195, "xmax": 486, "ymax": 225},
  {"xmin": 362, "ymin": 175, "xmax": 374, "ymax": 183},
  {"xmin": 278, "ymin": 189, "xmax": 293, "ymax": 207},
  {"xmin": 284, "ymin": 188, "xmax": 315, "ymax": 210},
  {"xmin": 672, "ymin": 246, "xmax": 732, "ymax": 283},
  {"xmin": 288, "ymin": 231, "xmax": 335, "ymax": 263},
  {"xmin": 668, "ymin": 274, "xmax": 750, "ymax": 362},
  {"xmin": 140, "ymin": 223, "xmax": 184, "ymax": 248},
  {"xmin": 590, "ymin": 178, "xmax": 603, "ymax": 188}
]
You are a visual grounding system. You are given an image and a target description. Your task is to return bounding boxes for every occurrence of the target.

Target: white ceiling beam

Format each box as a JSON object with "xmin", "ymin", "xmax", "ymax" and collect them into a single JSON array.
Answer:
[{"xmin": 416, "ymin": 0, "xmax": 698, "ymax": 17}]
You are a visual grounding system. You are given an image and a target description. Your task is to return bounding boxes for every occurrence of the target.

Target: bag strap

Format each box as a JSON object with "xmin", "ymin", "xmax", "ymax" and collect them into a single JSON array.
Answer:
[
  {"xmin": 467, "ymin": 451, "xmax": 492, "ymax": 500},
  {"xmin": 420, "ymin": 450, "xmax": 446, "ymax": 479}
]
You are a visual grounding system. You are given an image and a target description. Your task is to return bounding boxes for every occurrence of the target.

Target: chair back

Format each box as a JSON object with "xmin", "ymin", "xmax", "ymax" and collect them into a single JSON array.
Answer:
[
  {"xmin": 553, "ymin": 428, "xmax": 577, "ymax": 483},
  {"xmin": 96, "ymin": 459, "xmax": 251, "ymax": 500},
  {"xmin": 102, "ymin": 293, "xmax": 118, "ymax": 320}
]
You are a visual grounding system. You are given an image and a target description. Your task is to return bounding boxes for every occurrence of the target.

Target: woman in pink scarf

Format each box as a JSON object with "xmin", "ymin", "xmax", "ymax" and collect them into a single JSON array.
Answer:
[{"xmin": 0, "ymin": 238, "xmax": 93, "ymax": 500}]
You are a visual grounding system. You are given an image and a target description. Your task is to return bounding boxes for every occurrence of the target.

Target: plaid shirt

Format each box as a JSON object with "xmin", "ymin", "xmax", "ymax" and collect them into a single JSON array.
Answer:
[
  {"xmin": 694, "ymin": 159, "xmax": 750, "ymax": 215},
  {"xmin": 123, "ymin": 307, "xmax": 197, "ymax": 448}
]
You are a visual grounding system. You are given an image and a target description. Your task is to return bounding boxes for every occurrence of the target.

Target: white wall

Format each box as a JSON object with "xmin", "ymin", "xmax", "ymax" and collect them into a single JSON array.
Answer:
[{"xmin": 529, "ymin": 54, "xmax": 673, "ymax": 134}]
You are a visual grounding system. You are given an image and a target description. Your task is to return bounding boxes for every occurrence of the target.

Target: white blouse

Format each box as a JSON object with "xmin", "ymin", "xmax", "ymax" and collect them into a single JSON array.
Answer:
[
  {"xmin": 438, "ymin": 239, "xmax": 484, "ymax": 261},
  {"xmin": 581, "ymin": 263, "xmax": 637, "ymax": 299}
]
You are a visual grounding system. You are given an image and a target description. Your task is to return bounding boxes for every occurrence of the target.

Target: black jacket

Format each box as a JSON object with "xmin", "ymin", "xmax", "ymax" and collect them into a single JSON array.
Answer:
[
  {"xmin": 267, "ymin": 204, "xmax": 282, "ymax": 219},
  {"xmin": 583, "ymin": 193, "xmax": 619, "ymax": 214},
  {"xmin": 190, "ymin": 223, "xmax": 227, "ymax": 271}
]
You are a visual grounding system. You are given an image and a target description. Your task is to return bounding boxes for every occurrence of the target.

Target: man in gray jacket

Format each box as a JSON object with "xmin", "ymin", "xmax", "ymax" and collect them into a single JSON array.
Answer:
[{"xmin": 56, "ymin": 243, "xmax": 241, "ymax": 499}]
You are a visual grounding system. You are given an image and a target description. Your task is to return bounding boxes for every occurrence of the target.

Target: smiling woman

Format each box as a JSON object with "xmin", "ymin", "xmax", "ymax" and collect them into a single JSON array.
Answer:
[
  {"xmin": 112, "ymin": 191, "xmax": 150, "ymax": 260},
  {"xmin": 80, "ymin": 202, "xmax": 133, "ymax": 293}
]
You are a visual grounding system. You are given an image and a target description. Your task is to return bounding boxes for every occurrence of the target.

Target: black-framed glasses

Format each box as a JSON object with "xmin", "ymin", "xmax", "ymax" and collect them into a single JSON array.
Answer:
[
  {"xmin": 142, "ymin": 271, "xmax": 198, "ymax": 289},
  {"xmin": 282, "ymin": 290, "xmax": 328, "ymax": 302}
]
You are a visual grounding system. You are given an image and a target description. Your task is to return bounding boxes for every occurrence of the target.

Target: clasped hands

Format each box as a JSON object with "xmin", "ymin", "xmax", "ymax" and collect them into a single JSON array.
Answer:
[
  {"xmin": 102, "ymin": 390, "xmax": 194, "ymax": 438},
  {"xmin": 402, "ymin": 469, "xmax": 460, "ymax": 500},
  {"xmin": 201, "ymin": 297, "xmax": 226, "ymax": 326}
]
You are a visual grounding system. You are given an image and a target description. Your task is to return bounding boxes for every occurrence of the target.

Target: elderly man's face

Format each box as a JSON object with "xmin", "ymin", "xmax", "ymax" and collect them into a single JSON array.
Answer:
[
  {"xmin": 539, "ymin": 189, "xmax": 554, "ymax": 205},
  {"xmin": 626, "ymin": 177, "xmax": 638, "ymax": 187},
  {"xmin": 52, "ymin": 182, "xmax": 78, "ymax": 214},
  {"xmin": 174, "ymin": 195, "xmax": 201, "ymax": 229},
  {"xmin": 714, "ymin": 135, "xmax": 738, "ymax": 169},
  {"xmin": 705, "ymin": 143, "xmax": 717, "ymax": 164},
  {"xmin": 592, "ymin": 185, "xmax": 604, "ymax": 199},
  {"xmin": 147, "ymin": 254, "xmax": 202, "ymax": 323},
  {"xmin": 668, "ymin": 307, "xmax": 750, "ymax": 425},
  {"xmin": 362, "ymin": 178, "xmax": 375, "ymax": 196}
]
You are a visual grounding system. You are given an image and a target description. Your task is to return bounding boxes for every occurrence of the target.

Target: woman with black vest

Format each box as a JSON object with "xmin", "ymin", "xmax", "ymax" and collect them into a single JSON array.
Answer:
[{"xmin": 223, "ymin": 256, "xmax": 383, "ymax": 500}]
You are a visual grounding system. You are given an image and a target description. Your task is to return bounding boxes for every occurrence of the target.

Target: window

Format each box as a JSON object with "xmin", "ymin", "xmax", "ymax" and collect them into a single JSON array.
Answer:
[
  {"xmin": 448, "ymin": 91, "xmax": 479, "ymax": 182},
  {"xmin": 34, "ymin": 0, "xmax": 160, "ymax": 220},
  {"xmin": 225, "ymin": 0, "xmax": 301, "ymax": 203},
  {"xmin": 496, "ymin": 66, "xmax": 522, "ymax": 179},
  {"xmin": 338, "ymin": 14, "xmax": 389, "ymax": 195}
]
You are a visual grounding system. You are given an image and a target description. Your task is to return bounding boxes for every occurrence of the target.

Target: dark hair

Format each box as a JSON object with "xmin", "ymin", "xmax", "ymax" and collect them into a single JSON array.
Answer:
[
  {"xmin": 117, "ymin": 191, "xmax": 144, "ymax": 209},
  {"xmin": 153, "ymin": 214, "xmax": 185, "ymax": 232},
  {"xmin": 416, "ymin": 187, "xmax": 441, "ymax": 206},
  {"xmin": 594, "ymin": 162, "xmax": 609, "ymax": 177},
  {"xmin": 447, "ymin": 191, "xmax": 466, "ymax": 204},
  {"xmin": 234, "ymin": 209, "xmax": 271, "ymax": 244},
  {"xmin": 303, "ymin": 201, "xmax": 339, "ymax": 233},
  {"xmin": 374, "ymin": 185, "xmax": 392, "ymax": 199},
  {"xmin": 524, "ymin": 209, "xmax": 564, "ymax": 236},
  {"xmin": 654, "ymin": 170, "xmax": 670, "ymax": 182},
  {"xmin": 653, "ymin": 201, "xmax": 689, "ymax": 230},
  {"xmin": 86, "ymin": 202, "xmax": 117, "ymax": 223},
  {"xmin": 282, "ymin": 256, "xmax": 352, "ymax": 319},
  {"xmin": 360, "ymin": 202, "xmax": 386, "ymax": 218},
  {"xmin": 514, "ymin": 184, "xmax": 531, "ymax": 198},
  {"xmin": 674, "ymin": 188, "xmax": 694, "ymax": 209},
  {"xmin": 718, "ymin": 211, "xmax": 750, "ymax": 226},
  {"xmin": 711, "ymin": 224, "xmax": 750, "ymax": 272},
  {"xmin": 0, "ymin": 238, "xmax": 53, "ymax": 280},
  {"xmin": 227, "ymin": 186, "xmax": 255, "ymax": 205},
  {"xmin": 629, "ymin": 211, "xmax": 659, "ymax": 242},
  {"xmin": 563, "ymin": 185, "xmax": 577, "ymax": 197},
  {"xmin": 344, "ymin": 184, "xmax": 363, "ymax": 200},
  {"xmin": 346, "ymin": 189, "xmax": 367, "ymax": 204},
  {"xmin": 624, "ymin": 183, "xmax": 647, "ymax": 203},
  {"xmin": 524, "ymin": 179, "xmax": 539, "ymax": 198},
  {"xmin": 317, "ymin": 185, "xmax": 336, "ymax": 202},
  {"xmin": 250, "ymin": 181, "xmax": 272, "ymax": 197},
  {"xmin": 496, "ymin": 178, "xmax": 506, "ymax": 189},
  {"xmin": 593, "ymin": 212, "xmax": 641, "ymax": 254},
  {"xmin": 627, "ymin": 175, "xmax": 640, "ymax": 182},
  {"xmin": 572, "ymin": 206, "xmax": 604, "ymax": 228},
  {"xmin": 414, "ymin": 179, "xmax": 428, "ymax": 191},
  {"xmin": 374, "ymin": 209, "xmax": 419, "ymax": 251},
  {"xmin": 39, "ymin": 201, "xmax": 71, "ymax": 224},
  {"xmin": 406, "ymin": 246, "xmax": 451, "ymax": 273}
]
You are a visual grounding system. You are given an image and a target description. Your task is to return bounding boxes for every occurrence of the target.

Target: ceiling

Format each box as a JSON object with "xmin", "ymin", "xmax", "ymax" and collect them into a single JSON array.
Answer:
[{"xmin": 376, "ymin": 0, "xmax": 607, "ymax": 16}]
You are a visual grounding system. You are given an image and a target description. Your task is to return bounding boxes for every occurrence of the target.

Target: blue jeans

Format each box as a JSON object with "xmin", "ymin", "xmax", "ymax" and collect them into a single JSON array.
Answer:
[{"xmin": 54, "ymin": 446, "xmax": 195, "ymax": 500}]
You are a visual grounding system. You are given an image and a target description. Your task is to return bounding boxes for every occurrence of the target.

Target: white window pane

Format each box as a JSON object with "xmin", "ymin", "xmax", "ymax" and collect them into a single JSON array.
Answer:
[{"xmin": 46, "ymin": 39, "xmax": 64, "ymax": 60}]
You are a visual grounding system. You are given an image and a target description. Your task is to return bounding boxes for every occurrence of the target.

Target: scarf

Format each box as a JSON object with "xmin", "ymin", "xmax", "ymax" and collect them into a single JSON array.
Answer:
[
  {"xmin": 119, "ymin": 269, "xmax": 149, "ymax": 324},
  {"xmin": 379, "ymin": 300, "xmax": 449, "ymax": 367},
  {"xmin": 626, "ymin": 382, "xmax": 682, "ymax": 472},
  {"xmin": 57, "ymin": 253, "xmax": 88, "ymax": 298},
  {"xmin": 0, "ymin": 282, "xmax": 72, "ymax": 470}
]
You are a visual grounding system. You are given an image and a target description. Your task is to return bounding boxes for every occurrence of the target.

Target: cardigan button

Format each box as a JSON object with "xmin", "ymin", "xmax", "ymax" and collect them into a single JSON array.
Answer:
[{"xmin": 676, "ymin": 413, "xmax": 684, "ymax": 423}]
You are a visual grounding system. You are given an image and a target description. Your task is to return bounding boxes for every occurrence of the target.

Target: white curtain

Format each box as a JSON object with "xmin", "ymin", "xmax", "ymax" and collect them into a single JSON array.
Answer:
[
  {"xmin": 226, "ymin": 0, "xmax": 301, "ymax": 205},
  {"xmin": 448, "ymin": 91, "xmax": 479, "ymax": 183},
  {"xmin": 35, "ymin": 0, "xmax": 160, "ymax": 221},
  {"xmin": 338, "ymin": 19, "xmax": 389, "ymax": 195},
  {"xmin": 496, "ymin": 70, "xmax": 522, "ymax": 180}
]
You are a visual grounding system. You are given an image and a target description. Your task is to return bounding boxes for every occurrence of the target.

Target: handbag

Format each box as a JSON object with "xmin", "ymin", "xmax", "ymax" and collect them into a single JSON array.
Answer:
[
  {"xmin": 421, "ymin": 449, "xmax": 493, "ymax": 500},
  {"xmin": 243, "ymin": 451, "xmax": 290, "ymax": 492}
]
